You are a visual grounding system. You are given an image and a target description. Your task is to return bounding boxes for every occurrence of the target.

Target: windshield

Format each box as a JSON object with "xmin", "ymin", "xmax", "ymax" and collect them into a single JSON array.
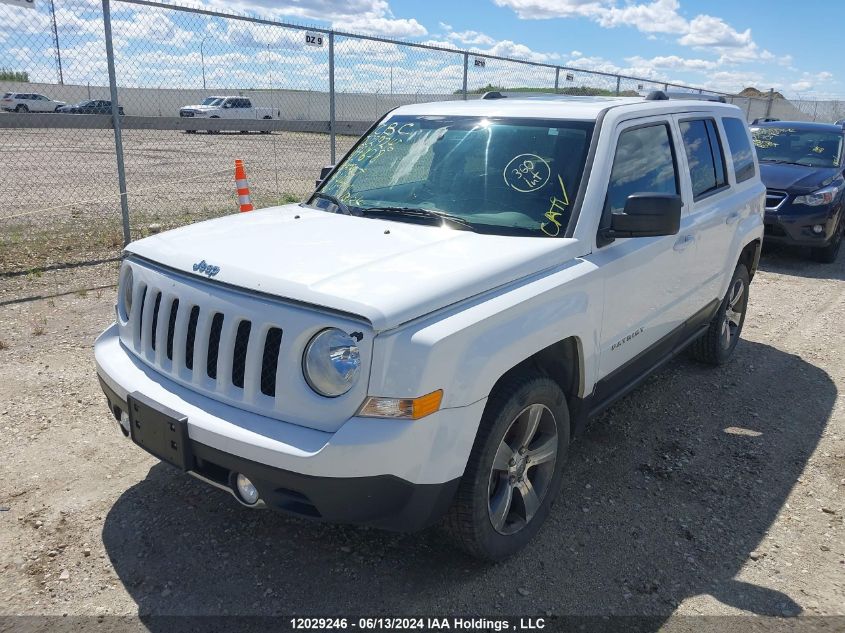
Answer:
[
  {"xmin": 201, "ymin": 97, "xmax": 223, "ymax": 106},
  {"xmin": 318, "ymin": 115, "xmax": 594, "ymax": 236},
  {"xmin": 752, "ymin": 127, "xmax": 842, "ymax": 168}
]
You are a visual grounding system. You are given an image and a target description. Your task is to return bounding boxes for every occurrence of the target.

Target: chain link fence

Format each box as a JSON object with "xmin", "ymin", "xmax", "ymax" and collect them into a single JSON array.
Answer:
[{"xmin": 2, "ymin": 0, "xmax": 843, "ymax": 297}]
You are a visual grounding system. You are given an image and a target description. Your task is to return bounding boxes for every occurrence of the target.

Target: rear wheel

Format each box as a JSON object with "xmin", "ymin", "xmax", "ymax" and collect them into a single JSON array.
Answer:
[
  {"xmin": 14, "ymin": 104, "xmax": 28, "ymax": 113},
  {"xmin": 811, "ymin": 218, "xmax": 843, "ymax": 263},
  {"xmin": 688, "ymin": 263, "xmax": 749, "ymax": 365},
  {"xmin": 444, "ymin": 373, "xmax": 569, "ymax": 560}
]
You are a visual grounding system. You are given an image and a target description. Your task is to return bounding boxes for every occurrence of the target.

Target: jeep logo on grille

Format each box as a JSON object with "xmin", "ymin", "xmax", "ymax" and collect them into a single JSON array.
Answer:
[{"xmin": 192, "ymin": 260, "xmax": 220, "ymax": 278}]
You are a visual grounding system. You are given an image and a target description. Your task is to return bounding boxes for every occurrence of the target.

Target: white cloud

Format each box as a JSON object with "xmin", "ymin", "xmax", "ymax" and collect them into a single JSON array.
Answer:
[
  {"xmin": 791, "ymin": 71, "xmax": 835, "ymax": 94},
  {"xmin": 446, "ymin": 30, "xmax": 496, "ymax": 46},
  {"xmin": 208, "ymin": 0, "xmax": 426, "ymax": 38},
  {"xmin": 433, "ymin": 24, "xmax": 558, "ymax": 63},
  {"xmin": 493, "ymin": 0, "xmax": 774, "ymax": 63},
  {"xmin": 625, "ymin": 55, "xmax": 719, "ymax": 73},
  {"xmin": 678, "ymin": 14, "xmax": 750, "ymax": 48},
  {"xmin": 337, "ymin": 16, "xmax": 426, "ymax": 38}
]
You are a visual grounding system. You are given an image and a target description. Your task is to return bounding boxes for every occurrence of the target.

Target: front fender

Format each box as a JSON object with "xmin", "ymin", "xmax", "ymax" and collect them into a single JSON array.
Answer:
[{"xmin": 367, "ymin": 257, "xmax": 601, "ymax": 411}]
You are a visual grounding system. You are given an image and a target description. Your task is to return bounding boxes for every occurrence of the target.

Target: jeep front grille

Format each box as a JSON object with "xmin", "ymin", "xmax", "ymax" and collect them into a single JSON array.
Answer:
[
  {"xmin": 119, "ymin": 259, "xmax": 372, "ymax": 431},
  {"xmin": 129, "ymin": 283, "xmax": 285, "ymax": 404}
]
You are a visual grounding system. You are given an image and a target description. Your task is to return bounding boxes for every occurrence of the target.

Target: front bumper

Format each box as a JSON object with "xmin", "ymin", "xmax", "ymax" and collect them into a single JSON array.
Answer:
[
  {"xmin": 764, "ymin": 205, "xmax": 841, "ymax": 247},
  {"xmin": 95, "ymin": 324, "xmax": 484, "ymax": 530}
]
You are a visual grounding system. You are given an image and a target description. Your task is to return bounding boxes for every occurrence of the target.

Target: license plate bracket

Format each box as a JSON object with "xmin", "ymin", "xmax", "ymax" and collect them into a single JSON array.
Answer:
[{"xmin": 127, "ymin": 392, "xmax": 191, "ymax": 471}]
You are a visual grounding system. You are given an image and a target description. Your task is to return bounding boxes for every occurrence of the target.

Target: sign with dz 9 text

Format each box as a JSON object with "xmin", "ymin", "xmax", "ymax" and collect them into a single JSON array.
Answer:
[
  {"xmin": 305, "ymin": 32, "xmax": 325, "ymax": 47},
  {"xmin": 0, "ymin": 0, "xmax": 36, "ymax": 8}
]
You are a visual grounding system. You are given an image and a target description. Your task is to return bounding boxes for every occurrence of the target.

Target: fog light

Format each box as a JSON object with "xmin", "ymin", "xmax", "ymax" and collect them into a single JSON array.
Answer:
[
  {"xmin": 119, "ymin": 410, "xmax": 130, "ymax": 435},
  {"xmin": 812, "ymin": 224, "xmax": 825, "ymax": 234},
  {"xmin": 234, "ymin": 473, "xmax": 259, "ymax": 505}
]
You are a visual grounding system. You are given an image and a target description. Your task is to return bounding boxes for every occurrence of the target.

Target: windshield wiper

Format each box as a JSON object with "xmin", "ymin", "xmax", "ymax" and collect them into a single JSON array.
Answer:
[
  {"xmin": 762, "ymin": 159, "xmax": 811, "ymax": 167},
  {"xmin": 307, "ymin": 192, "xmax": 355, "ymax": 216},
  {"xmin": 359, "ymin": 206, "xmax": 476, "ymax": 231}
]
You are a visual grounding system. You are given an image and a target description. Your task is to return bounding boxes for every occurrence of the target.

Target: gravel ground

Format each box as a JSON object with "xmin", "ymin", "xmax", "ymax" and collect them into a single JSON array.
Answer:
[{"xmin": 0, "ymin": 244, "xmax": 843, "ymax": 630}]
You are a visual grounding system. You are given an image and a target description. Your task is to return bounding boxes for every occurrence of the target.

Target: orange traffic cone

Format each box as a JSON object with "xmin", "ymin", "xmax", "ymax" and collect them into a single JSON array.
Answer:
[{"xmin": 235, "ymin": 159, "xmax": 254, "ymax": 212}]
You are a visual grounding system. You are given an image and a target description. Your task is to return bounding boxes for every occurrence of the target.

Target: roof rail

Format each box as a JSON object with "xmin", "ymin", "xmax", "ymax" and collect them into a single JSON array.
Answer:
[{"xmin": 648, "ymin": 90, "xmax": 727, "ymax": 103}]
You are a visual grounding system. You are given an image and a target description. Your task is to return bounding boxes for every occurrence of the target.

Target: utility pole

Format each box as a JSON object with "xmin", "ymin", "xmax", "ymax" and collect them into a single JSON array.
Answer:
[
  {"xmin": 49, "ymin": 0, "xmax": 64, "ymax": 84},
  {"xmin": 200, "ymin": 35, "xmax": 210, "ymax": 90}
]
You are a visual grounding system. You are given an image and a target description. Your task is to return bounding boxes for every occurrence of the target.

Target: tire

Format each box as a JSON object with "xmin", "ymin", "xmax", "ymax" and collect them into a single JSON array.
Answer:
[
  {"xmin": 444, "ymin": 372, "xmax": 570, "ymax": 561},
  {"xmin": 15, "ymin": 104, "xmax": 28, "ymax": 113},
  {"xmin": 185, "ymin": 130, "xmax": 196, "ymax": 134},
  {"xmin": 688, "ymin": 263, "xmax": 750, "ymax": 366},
  {"xmin": 810, "ymin": 218, "xmax": 843, "ymax": 263}
]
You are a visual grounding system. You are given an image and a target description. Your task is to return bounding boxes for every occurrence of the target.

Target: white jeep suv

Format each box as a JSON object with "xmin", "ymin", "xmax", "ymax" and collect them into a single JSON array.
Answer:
[{"xmin": 95, "ymin": 93, "xmax": 764, "ymax": 560}]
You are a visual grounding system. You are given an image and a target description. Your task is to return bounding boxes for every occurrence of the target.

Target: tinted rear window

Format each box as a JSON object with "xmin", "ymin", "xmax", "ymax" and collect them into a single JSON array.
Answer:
[{"xmin": 722, "ymin": 118, "xmax": 756, "ymax": 183}]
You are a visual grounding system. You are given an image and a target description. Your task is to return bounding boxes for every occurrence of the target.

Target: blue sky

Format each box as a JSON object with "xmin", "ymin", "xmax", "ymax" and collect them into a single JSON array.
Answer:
[{"xmin": 0, "ymin": 0, "xmax": 839, "ymax": 98}]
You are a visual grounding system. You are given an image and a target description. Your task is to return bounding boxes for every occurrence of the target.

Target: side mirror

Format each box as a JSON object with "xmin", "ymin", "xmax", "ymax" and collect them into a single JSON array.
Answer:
[
  {"xmin": 315, "ymin": 164, "xmax": 335, "ymax": 188},
  {"xmin": 607, "ymin": 193, "xmax": 681, "ymax": 238},
  {"xmin": 223, "ymin": 103, "xmax": 232, "ymax": 109}
]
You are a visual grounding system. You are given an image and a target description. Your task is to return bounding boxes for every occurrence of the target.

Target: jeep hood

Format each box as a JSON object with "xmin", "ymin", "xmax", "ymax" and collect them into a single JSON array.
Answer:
[{"xmin": 126, "ymin": 205, "xmax": 582, "ymax": 331}]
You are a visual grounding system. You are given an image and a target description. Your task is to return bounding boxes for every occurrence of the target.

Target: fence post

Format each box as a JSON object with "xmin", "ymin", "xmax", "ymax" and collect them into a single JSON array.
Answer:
[
  {"xmin": 554, "ymin": 67, "xmax": 560, "ymax": 94},
  {"xmin": 462, "ymin": 53, "xmax": 468, "ymax": 100},
  {"xmin": 765, "ymin": 88, "xmax": 774, "ymax": 118},
  {"xmin": 615, "ymin": 76, "xmax": 621, "ymax": 96},
  {"xmin": 102, "ymin": 0, "xmax": 131, "ymax": 247},
  {"xmin": 328, "ymin": 32, "xmax": 336, "ymax": 164}
]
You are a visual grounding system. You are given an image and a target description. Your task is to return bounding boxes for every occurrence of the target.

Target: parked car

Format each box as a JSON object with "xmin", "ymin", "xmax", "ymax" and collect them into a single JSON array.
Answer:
[
  {"xmin": 95, "ymin": 94, "xmax": 764, "ymax": 560},
  {"xmin": 179, "ymin": 96, "xmax": 278, "ymax": 134},
  {"xmin": 751, "ymin": 121, "xmax": 844, "ymax": 262},
  {"xmin": 57, "ymin": 100, "xmax": 125, "ymax": 115},
  {"xmin": 1, "ymin": 92, "xmax": 65, "ymax": 112}
]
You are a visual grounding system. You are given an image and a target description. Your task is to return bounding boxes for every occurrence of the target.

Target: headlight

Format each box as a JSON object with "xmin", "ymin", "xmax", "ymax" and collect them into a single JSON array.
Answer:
[
  {"xmin": 119, "ymin": 264, "xmax": 133, "ymax": 320},
  {"xmin": 302, "ymin": 328, "xmax": 361, "ymax": 397},
  {"xmin": 795, "ymin": 184, "xmax": 840, "ymax": 207}
]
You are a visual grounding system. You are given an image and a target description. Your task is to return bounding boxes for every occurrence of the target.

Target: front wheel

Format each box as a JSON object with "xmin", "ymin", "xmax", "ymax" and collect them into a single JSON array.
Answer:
[
  {"xmin": 444, "ymin": 373, "xmax": 569, "ymax": 560},
  {"xmin": 688, "ymin": 263, "xmax": 750, "ymax": 365}
]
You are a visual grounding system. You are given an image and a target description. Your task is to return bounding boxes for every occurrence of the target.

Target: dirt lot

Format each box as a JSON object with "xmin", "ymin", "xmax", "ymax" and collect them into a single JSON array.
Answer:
[
  {"xmin": 0, "ymin": 243, "xmax": 843, "ymax": 630},
  {"xmin": 0, "ymin": 127, "xmax": 356, "ymax": 273}
]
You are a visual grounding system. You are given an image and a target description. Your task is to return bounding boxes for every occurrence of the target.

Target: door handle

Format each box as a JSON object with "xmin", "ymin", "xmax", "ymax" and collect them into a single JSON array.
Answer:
[
  {"xmin": 673, "ymin": 235, "xmax": 695, "ymax": 251},
  {"xmin": 725, "ymin": 212, "xmax": 740, "ymax": 225}
]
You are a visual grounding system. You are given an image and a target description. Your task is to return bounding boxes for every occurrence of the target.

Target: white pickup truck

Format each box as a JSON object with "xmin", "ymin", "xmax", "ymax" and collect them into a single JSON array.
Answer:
[
  {"xmin": 179, "ymin": 96, "xmax": 279, "ymax": 133},
  {"xmin": 96, "ymin": 92, "xmax": 764, "ymax": 560}
]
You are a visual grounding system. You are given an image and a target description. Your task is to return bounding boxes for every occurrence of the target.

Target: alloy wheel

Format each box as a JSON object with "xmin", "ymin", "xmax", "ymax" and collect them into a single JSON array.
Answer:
[
  {"xmin": 487, "ymin": 403, "xmax": 558, "ymax": 535},
  {"xmin": 721, "ymin": 278, "xmax": 745, "ymax": 350}
]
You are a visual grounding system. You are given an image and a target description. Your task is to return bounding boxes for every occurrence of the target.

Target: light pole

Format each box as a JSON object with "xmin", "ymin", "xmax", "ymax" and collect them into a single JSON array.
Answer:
[
  {"xmin": 49, "ymin": 0, "xmax": 63, "ymax": 85},
  {"xmin": 200, "ymin": 35, "xmax": 210, "ymax": 90}
]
